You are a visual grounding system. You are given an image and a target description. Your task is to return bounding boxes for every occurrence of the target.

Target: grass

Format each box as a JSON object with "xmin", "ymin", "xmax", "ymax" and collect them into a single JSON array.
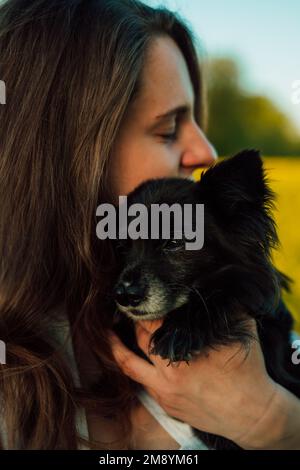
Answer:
[{"xmin": 192, "ymin": 157, "xmax": 300, "ymax": 333}]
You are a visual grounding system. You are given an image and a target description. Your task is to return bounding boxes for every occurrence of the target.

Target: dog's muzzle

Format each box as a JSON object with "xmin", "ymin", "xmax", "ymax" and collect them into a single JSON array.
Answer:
[{"xmin": 113, "ymin": 280, "xmax": 146, "ymax": 308}]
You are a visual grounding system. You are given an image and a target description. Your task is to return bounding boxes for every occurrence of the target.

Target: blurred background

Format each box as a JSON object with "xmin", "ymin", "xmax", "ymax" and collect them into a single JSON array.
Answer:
[{"xmin": 145, "ymin": 0, "xmax": 300, "ymax": 331}]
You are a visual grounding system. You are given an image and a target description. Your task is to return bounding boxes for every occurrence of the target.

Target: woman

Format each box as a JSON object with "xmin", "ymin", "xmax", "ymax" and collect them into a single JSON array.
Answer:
[{"xmin": 0, "ymin": 0, "xmax": 299, "ymax": 450}]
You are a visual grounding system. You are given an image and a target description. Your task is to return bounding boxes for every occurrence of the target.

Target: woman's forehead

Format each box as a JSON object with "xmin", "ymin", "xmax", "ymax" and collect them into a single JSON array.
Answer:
[{"xmin": 134, "ymin": 36, "xmax": 195, "ymax": 120}]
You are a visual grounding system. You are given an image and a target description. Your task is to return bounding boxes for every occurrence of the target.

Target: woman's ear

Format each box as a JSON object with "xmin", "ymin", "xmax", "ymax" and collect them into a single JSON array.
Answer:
[{"xmin": 194, "ymin": 149, "xmax": 275, "ymax": 219}]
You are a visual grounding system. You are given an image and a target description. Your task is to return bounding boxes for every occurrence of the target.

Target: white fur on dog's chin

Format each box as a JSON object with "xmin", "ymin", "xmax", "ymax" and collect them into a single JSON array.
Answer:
[{"xmin": 116, "ymin": 288, "xmax": 189, "ymax": 321}]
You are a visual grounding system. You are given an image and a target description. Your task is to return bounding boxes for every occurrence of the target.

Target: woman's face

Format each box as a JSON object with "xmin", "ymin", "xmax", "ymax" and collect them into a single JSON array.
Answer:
[{"xmin": 109, "ymin": 35, "xmax": 217, "ymax": 200}]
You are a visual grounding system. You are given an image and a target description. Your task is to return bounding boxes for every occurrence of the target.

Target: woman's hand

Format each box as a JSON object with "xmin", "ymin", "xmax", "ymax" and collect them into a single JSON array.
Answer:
[{"xmin": 108, "ymin": 318, "xmax": 300, "ymax": 449}]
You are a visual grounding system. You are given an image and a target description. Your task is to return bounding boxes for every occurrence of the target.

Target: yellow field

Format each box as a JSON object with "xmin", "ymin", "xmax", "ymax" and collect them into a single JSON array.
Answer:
[{"xmin": 193, "ymin": 157, "xmax": 300, "ymax": 333}]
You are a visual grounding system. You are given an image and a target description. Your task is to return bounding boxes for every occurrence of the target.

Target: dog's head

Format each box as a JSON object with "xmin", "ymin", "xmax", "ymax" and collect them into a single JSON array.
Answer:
[{"xmin": 112, "ymin": 149, "xmax": 287, "ymax": 322}]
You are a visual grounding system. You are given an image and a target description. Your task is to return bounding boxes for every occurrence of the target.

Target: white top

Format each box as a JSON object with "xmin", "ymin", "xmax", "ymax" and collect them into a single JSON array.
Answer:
[
  {"xmin": 136, "ymin": 388, "xmax": 209, "ymax": 450},
  {"xmin": 1, "ymin": 314, "xmax": 299, "ymax": 450},
  {"xmin": 34, "ymin": 315, "xmax": 207, "ymax": 450},
  {"xmin": 53, "ymin": 317, "xmax": 208, "ymax": 450}
]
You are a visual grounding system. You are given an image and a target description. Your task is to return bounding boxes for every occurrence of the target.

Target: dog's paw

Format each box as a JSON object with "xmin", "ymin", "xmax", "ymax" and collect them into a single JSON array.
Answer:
[{"xmin": 148, "ymin": 325, "xmax": 204, "ymax": 364}]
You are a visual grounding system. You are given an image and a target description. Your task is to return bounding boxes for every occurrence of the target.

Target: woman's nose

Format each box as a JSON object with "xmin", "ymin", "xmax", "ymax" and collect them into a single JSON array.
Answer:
[{"xmin": 179, "ymin": 127, "xmax": 218, "ymax": 176}]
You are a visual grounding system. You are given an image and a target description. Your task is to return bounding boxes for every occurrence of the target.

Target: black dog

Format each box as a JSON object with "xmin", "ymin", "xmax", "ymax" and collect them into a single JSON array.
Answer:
[{"xmin": 108, "ymin": 149, "xmax": 300, "ymax": 450}]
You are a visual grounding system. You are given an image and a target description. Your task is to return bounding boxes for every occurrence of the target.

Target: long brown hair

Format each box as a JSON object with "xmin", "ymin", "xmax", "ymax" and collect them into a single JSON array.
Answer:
[{"xmin": 0, "ymin": 0, "xmax": 206, "ymax": 449}]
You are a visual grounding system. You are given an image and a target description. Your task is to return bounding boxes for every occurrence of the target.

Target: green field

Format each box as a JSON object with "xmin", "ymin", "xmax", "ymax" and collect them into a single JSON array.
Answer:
[{"xmin": 193, "ymin": 157, "xmax": 300, "ymax": 333}]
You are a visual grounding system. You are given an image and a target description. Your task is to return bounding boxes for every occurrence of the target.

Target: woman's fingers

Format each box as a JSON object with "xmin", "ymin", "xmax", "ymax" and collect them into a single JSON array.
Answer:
[
  {"xmin": 134, "ymin": 318, "xmax": 165, "ymax": 358},
  {"xmin": 134, "ymin": 321, "xmax": 174, "ymax": 368},
  {"xmin": 137, "ymin": 318, "xmax": 164, "ymax": 334},
  {"xmin": 108, "ymin": 331, "xmax": 160, "ymax": 387}
]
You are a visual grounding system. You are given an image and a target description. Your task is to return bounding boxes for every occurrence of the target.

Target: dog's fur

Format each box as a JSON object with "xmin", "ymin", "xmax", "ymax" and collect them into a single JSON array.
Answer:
[{"xmin": 106, "ymin": 149, "xmax": 300, "ymax": 450}]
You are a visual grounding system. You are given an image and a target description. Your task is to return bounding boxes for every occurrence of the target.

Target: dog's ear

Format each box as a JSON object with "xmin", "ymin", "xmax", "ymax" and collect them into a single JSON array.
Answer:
[{"xmin": 194, "ymin": 149, "xmax": 275, "ymax": 218}]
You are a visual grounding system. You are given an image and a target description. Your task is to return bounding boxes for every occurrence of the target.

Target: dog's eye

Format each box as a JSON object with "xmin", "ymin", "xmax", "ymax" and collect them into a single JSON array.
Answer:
[{"xmin": 162, "ymin": 239, "xmax": 183, "ymax": 252}]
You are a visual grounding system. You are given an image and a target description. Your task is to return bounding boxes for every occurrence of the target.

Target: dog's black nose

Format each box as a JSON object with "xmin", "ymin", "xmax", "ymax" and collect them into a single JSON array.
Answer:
[{"xmin": 114, "ymin": 282, "xmax": 145, "ymax": 307}]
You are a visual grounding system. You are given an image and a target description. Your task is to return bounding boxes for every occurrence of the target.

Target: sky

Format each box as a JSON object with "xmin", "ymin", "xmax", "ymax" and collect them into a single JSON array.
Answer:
[{"xmin": 144, "ymin": 0, "xmax": 300, "ymax": 134}]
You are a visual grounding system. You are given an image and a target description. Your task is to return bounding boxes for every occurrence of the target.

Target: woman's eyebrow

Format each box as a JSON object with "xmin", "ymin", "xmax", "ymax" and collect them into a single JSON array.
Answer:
[
  {"xmin": 148, "ymin": 104, "xmax": 190, "ymax": 132},
  {"xmin": 155, "ymin": 104, "xmax": 190, "ymax": 121}
]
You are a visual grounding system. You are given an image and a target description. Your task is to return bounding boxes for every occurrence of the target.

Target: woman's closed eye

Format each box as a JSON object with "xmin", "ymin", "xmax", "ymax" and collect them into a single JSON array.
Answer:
[
  {"xmin": 158, "ymin": 116, "xmax": 181, "ymax": 142},
  {"xmin": 159, "ymin": 130, "xmax": 178, "ymax": 142}
]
